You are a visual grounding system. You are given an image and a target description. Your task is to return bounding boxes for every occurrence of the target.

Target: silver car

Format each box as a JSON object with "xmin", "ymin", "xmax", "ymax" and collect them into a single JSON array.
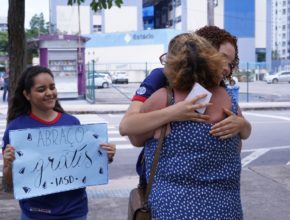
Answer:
[
  {"xmin": 111, "ymin": 71, "xmax": 129, "ymax": 84},
  {"xmin": 264, "ymin": 71, "xmax": 290, "ymax": 84}
]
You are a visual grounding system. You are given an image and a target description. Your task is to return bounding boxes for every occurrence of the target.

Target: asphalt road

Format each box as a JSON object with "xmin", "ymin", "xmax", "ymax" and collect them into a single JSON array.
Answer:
[{"xmin": 99, "ymin": 110, "xmax": 290, "ymax": 180}]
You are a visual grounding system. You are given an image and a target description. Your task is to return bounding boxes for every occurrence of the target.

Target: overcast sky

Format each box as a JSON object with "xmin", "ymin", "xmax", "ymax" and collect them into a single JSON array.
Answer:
[{"xmin": 0, "ymin": 0, "xmax": 49, "ymax": 28}]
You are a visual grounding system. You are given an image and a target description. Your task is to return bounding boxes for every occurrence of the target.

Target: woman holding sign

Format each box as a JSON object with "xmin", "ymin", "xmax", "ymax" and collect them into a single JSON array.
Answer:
[{"xmin": 2, "ymin": 66, "xmax": 116, "ymax": 220}]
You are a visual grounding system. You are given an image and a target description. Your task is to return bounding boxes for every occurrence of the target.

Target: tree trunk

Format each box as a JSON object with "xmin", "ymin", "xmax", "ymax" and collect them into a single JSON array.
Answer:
[
  {"xmin": 8, "ymin": 0, "xmax": 26, "ymax": 105},
  {"xmin": 3, "ymin": 0, "xmax": 26, "ymax": 193}
]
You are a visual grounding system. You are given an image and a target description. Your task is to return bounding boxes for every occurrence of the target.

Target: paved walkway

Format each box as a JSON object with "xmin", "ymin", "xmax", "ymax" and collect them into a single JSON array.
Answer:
[{"xmin": 1, "ymin": 166, "xmax": 290, "ymax": 220}]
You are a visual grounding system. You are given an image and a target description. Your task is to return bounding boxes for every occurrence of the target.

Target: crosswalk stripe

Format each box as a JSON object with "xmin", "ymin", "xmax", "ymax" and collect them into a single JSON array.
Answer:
[
  {"xmin": 108, "ymin": 130, "xmax": 120, "ymax": 134},
  {"xmin": 116, "ymin": 144, "xmax": 134, "ymax": 149},
  {"xmin": 109, "ymin": 137, "xmax": 127, "ymax": 142},
  {"xmin": 241, "ymin": 149, "xmax": 270, "ymax": 167},
  {"xmin": 242, "ymin": 145, "xmax": 290, "ymax": 152},
  {"xmin": 108, "ymin": 114, "xmax": 123, "ymax": 117}
]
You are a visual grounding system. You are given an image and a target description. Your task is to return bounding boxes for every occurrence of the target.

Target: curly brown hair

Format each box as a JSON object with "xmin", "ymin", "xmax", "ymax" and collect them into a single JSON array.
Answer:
[
  {"xmin": 196, "ymin": 25, "xmax": 239, "ymax": 75},
  {"xmin": 164, "ymin": 33, "xmax": 225, "ymax": 91}
]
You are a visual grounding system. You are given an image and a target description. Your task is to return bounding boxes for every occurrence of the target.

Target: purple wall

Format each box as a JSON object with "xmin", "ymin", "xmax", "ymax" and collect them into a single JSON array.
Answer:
[
  {"xmin": 39, "ymin": 48, "xmax": 48, "ymax": 67},
  {"xmin": 77, "ymin": 47, "xmax": 86, "ymax": 96}
]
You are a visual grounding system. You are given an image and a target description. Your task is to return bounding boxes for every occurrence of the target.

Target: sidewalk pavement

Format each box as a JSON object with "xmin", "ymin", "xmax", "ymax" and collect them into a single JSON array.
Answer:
[
  {"xmin": 1, "ymin": 100, "xmax": 290, "ymax": 115},
  {"xmin": 1, "ymin": 166, "xmax": 290, "ymax": 220},
  {"xmin": 1, "ymin": 100, "xmax": 290, "ymax": 219}
]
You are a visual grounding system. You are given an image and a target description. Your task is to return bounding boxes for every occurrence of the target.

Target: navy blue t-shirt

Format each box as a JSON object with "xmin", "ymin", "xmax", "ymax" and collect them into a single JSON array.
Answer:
[
  {"xmin": 131, "ymin": 68, "xmax": 167, "ymax": 178},
  {"xmin": 2, "ymin": 113, "xmax": 88, "ymax": 220},
  {"xmin": 132, "ymin": 68, "xmax": 167, "ymax": 102}
]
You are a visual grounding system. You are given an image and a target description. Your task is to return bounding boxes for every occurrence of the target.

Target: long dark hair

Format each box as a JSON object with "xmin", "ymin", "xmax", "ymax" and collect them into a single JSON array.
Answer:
[{"xmin": 7, "ymin": 66, "xmax": 64, "ymax": 122}]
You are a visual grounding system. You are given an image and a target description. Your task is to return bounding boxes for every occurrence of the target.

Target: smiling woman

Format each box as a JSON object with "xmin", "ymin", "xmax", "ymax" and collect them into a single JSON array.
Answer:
[{"xmin": 2, "ymin": 65, "xmax": 116, "ymax": 220}]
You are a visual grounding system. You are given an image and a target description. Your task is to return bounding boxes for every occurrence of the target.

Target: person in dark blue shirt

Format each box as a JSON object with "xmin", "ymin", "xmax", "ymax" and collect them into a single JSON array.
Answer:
[
  {"xmin": 2, "ymin": 66, "xmax": 116, "ymax": 220},
  {"xmin": 119, "ymin": 26, "xmax": 251, "ymax": 183}
]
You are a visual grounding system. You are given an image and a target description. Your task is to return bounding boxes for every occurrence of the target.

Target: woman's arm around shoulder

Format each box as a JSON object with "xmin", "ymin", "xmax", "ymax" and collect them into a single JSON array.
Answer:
[{"xmin": 120, "ymin": 88, "xmax": 169, "ymax": 147}]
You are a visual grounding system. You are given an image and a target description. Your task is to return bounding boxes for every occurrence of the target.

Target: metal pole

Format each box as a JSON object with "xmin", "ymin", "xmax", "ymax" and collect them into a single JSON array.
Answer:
[
  {"xmin": 207, "ymin": 0, "xmax": 214, "ymax": 25},
  {"xmin": 207, "ymin": 0, "xmax": 218, "ymax": 25},
  {"xmin": 172, "ymin": 0, "xmax": 176, "ymax": 29},
  {"xmin": 145, "ymin": 62, "xmax": 148, "ymax": 77}
]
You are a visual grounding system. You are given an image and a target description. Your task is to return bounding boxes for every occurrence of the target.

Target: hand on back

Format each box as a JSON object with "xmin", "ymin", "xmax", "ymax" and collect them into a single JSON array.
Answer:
[{"xmin": 169, "ymin": 94, "xmax": 211, "ymax": 122}]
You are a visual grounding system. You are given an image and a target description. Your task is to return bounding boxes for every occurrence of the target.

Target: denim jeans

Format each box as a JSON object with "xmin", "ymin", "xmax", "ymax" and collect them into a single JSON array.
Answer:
[{"xmin": 2, "ymin": 83, "xmax": 8, "ymax": 102}]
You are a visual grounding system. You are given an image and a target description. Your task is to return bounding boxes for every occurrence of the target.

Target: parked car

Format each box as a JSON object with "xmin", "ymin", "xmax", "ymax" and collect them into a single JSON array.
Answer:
[
  {"xmin": 111, "ymin": 71, "xmax": 128, "ymax": 84},
  {"xmin": 264, "ymin": 71, "xmax": 290, "ymax": 84},
  {"xmin": 87, "ymin": 71, "xmax": 112, "ymax": 88},
  {"xmin": 95, "ymin": 71, "xmax": 112, "ymax": 81}
]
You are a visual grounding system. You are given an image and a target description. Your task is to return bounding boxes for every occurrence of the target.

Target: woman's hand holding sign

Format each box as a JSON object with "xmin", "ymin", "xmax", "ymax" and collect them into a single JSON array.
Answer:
[
  {"xmin": 101, "ymin": 143, "xmax": 116, "ymax": 163},
  {"xmin": 3, "ymin": 144, "xmax": 15, "ymax": 168}
]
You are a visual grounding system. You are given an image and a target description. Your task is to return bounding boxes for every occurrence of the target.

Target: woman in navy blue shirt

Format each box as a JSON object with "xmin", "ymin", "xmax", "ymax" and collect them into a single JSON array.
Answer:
[{"xmin": 3, "ymin": 66, "xmax": 116, "ymax": 220}]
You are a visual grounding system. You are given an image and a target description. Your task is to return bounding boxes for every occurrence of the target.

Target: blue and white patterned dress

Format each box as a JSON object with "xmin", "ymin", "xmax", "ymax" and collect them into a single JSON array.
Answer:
[{"xmin": 144, "ymin": 88, "xmax": 242, "ymax": 220}]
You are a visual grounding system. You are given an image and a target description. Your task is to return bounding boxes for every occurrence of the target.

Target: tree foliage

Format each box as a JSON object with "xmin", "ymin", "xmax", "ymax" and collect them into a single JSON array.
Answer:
[
  {"xmin": 67, "ymin": 0, "xmax": 123, "ymax": 11},
  {"xmin": 0, "ymin": 32, "xmax": 8, "ymax": 55},
  {"xmin": 26, "ymin": 13, "xmax": 49, "ymax": 65},
  {"xmin": 26, "ymin": 13, "xmax": 49, "ymax": 39}
]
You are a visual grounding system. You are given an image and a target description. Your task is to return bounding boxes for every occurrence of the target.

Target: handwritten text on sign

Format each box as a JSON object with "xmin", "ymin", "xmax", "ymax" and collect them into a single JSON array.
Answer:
[{"xmin": 10, "ymin": 123, "xmax": 108, "ymax": 200}]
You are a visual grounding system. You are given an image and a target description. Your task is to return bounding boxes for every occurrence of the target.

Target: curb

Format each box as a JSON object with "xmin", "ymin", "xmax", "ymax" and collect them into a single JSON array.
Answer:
[
  {"xmin": 2, "ymin": 102, "xmax": 290, "ymax": 116},
  {"xmin": 239, "ymin": 102, "xmax": 290, "ymax": 111}
]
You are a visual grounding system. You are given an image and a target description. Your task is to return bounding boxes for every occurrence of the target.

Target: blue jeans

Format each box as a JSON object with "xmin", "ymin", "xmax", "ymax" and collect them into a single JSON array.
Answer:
[
  {"xmin": 20, "ymin": 212, "xmax": 87, "ymax": 220},
  {"xmin": 2, "ymin": 83, "xmax": 8, "ymax": 102}
]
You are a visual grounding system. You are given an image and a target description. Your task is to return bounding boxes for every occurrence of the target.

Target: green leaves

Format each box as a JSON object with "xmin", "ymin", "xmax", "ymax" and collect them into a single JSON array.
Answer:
[
  {"xmin": 0, "ymin": 32, "xmax": 8, "ymax": 55},
  {"xmin": 67, "ymin": 0, "xmax": 85, "ymax": 6},
  {"xmin": 67, "ymin": 0, "xmax": 123, "ymax": 12}
]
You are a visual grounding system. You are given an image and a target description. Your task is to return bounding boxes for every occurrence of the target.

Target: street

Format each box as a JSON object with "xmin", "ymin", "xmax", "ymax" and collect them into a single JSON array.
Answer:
[{"xmin": 1, "ymin": 111, "xmax": 290, "ymax": 178}]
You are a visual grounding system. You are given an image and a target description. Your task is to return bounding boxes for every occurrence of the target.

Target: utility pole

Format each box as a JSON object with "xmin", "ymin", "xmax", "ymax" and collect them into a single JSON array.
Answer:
[
  {"xmin": 207, "ymin": 0, "xmax": 218, "ymax": 25},
  {"xmin": 172, "ymin": 0, "xmax": 176, "ymax": 29}
]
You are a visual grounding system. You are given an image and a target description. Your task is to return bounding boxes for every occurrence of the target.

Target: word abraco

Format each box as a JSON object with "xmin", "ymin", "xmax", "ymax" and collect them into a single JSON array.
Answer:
[{"xmin": 36, "ymin": 127, "xmax": 85, "ymax": 147}]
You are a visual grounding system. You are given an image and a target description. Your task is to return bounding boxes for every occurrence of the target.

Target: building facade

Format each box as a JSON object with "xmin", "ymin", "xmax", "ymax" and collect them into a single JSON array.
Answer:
[
  {"xmin": 49, "ymin": 0, "xmax": 271, "ymax": 69},
  {"xmin": 272, "ymin": 0, "xmax": 289, "ymax": 60},
  {"xmin": 49, "ymin": 0, "xmax": 143, "ymax": 34}
]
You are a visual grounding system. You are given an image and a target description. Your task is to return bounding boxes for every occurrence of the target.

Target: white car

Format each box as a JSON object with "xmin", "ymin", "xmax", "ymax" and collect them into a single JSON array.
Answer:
[
  {"xmin": 111, "ymin": 71, "xmax": 128, "ymax": 84},
  {"xmin": 88, "ymin": 72, "xmax": 112, "ymax": 88},
  {"xmin": 264, "ymin": 71, "xmax": 290, "ymax": 84}
]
